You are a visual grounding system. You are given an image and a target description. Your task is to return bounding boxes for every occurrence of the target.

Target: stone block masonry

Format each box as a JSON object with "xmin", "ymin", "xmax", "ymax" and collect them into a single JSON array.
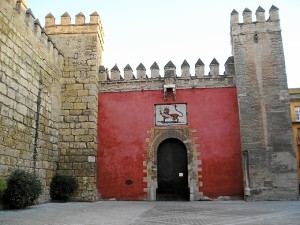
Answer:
[
  {"xmin": 231, "ymin": 6, "xmax": 299, "ymax": 200},
  {"xmin": 45, "ymin": 11, "xmax": 104, "ymax": 201},
  {"xmin": 0, "ymin": 0, "xmax": 63, "ymax": 202}
]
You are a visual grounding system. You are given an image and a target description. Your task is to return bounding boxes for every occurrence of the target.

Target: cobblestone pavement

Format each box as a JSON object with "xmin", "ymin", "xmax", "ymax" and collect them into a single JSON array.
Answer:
[{"xmin": 0, "ymin": 200, "xmax": 299, "ymax": 225}]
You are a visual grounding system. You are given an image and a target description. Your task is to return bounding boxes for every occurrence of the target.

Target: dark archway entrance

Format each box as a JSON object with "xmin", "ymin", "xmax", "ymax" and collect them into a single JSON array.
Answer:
[{"xmin": 157, "ymin": 138, "xmax": 189, "ymax": 201}]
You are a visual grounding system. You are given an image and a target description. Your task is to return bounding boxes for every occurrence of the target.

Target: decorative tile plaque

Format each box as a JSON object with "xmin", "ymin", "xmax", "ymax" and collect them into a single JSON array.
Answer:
[{"xmin": 155, "ymin": 104, "xmax": 187, "ymax": 126}]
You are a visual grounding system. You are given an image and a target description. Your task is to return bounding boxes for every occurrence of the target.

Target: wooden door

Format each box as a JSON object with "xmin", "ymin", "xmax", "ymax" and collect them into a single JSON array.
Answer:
[{"xmin": 157, "ymin": 138, "xmax": 189, "ymax": 201}]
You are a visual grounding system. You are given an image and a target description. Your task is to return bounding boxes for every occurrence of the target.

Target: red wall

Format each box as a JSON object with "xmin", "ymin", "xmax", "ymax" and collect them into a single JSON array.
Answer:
[{"xmin": 97, "ymin": 88, "xmax": 243, "ymax": 200}]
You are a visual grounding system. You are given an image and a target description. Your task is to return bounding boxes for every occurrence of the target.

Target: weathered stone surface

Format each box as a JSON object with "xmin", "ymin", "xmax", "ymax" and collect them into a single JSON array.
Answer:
[
  {"xmin": 231, "ymin": 7, "xmax": 298, "ymax": 200},
  {"xmin": 45, "ymin": 11, "xmax": 103, "ymax": 201},
  {"xmin": 0, "ymin": 0, "xmax": 63, "ymax": 202}
]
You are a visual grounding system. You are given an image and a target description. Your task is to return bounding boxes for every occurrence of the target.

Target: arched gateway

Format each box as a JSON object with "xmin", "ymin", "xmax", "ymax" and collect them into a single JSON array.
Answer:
[
  {"xmin": 144, "ymin": 127, "xmax": 202, "ymax": 201},
  {"xmin": 157, "ymin": 138, "xmax": 189, "ymax": 201}
]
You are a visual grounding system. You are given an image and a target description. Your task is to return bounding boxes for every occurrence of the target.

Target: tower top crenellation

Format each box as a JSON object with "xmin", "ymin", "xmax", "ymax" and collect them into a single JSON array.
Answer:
[
  {"xmin": 45, "ymin": 12, "xmax": 104, "ymax": 50},
  {"xmin": 45, "ymin": 11, "xmax": 102, "ymax": 27},
  {"xmin": 230, "ymin": 5, "xmax": 280, "ymax": 25},
  {"xmin": 230, "ymin": 5, "xmax": 281, "ymax": 35}
]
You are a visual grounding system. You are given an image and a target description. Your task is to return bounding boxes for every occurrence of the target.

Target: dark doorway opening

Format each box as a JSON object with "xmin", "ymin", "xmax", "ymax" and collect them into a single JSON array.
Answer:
[{"xmin": 157, "ymin": 138, "xmax": 189, "ymax": 201}]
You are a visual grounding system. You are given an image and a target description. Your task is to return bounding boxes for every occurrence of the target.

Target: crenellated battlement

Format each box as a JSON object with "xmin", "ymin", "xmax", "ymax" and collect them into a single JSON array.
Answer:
[
  {"xmin": 230, "ymin": 5, "xmax": 281, "ymax": 35},
  {"xmin": 26, "ymin": 8, "xmax": 64, "ymax": 62},
  {"xmin": 0, "ymin": 0, "xmax": 63, "ymax": 64},
  {"xmin": 100, "ymin": 57, "xmax": 235, "ymax": 82},
  {"xmin": 45, "ymin": 12, "xmax": 104, "ymax": 50},
  {"xmin": 99, "ymin": 57, "xmax": 235, "ymax": 93},
  {"xmin": 45, "ymin": 11, "xmax": 103, "ymax": 26},
  {"xmin": 230, "ymin": 5, "xmax": 279, "ymax": 24}
]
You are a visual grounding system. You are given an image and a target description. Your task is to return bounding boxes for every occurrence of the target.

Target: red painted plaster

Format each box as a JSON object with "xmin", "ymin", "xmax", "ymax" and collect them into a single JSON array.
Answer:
[{"xmin": 97, "ymin": 88, "xmax": 243, "ymax": 200}]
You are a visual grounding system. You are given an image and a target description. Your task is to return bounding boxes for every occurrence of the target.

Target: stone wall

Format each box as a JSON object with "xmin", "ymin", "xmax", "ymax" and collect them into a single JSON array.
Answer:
[
  {"xmin": 0, "ymin": 0, "xmax": 63, "ymax": 202},
  {"xmin": 231, "ymin": 6, "xmax": 299, "ymax": 200},
  {"xmin": 45, "ymin": 12, "xmax": 104, "ymax": 201}
]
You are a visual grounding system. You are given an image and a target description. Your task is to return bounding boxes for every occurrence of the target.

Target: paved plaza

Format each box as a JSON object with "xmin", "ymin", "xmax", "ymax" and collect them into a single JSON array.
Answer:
[{"xmin": 0, "ymin": 200, "xmax": 299, "ymax": 225}]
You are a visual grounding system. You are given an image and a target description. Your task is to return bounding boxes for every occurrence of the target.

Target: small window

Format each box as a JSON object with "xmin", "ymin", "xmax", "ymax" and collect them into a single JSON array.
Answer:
[
  {"xmin": 295, "ymin": 107, "xmax": 300, "ymax": 122},
  {"xmin": 254, "ymin": 34, "xmax": 258, "ymax": 43}
]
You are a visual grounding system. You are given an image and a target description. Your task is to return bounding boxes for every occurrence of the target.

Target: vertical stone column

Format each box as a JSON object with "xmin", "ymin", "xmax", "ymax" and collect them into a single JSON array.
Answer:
[
  {"xmin": 45, "ymin": 12, "xmax": 104, "ymax": 201},
  {"xmin": 231, "ymin": 6, "xmax": 298, "ymax": 200}
]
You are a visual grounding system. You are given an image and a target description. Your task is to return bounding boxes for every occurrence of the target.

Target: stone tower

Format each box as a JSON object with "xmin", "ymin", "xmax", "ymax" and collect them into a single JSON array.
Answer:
[
  {"xmin": 45, "ymin": 12, "xmax": 104, "ymax": 201},
  {"xmin": 231, "ymin": 6, "xmax": 299, "ymax": 200}
]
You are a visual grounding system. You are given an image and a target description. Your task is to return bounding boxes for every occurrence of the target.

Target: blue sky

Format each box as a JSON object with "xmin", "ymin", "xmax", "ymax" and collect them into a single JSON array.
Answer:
[{"xmin": 26, "ymin": 0, "xmax": 300, "ymax": 88}]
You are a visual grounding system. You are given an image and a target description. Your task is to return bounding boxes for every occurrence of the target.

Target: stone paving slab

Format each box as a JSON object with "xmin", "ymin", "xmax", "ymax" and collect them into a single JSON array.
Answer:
[{"xmin": 0, "ymin": 200, "xmax": 299, "ymax": 225}]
